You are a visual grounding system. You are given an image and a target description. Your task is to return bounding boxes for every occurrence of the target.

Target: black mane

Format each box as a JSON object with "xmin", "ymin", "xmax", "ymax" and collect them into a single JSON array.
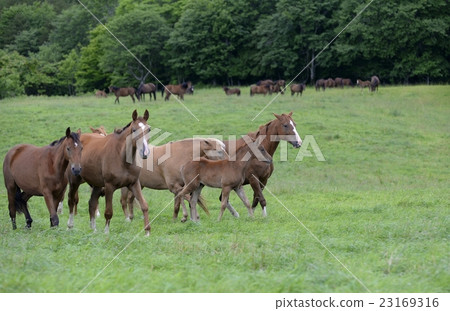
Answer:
[
  {"xmin": 114, "ymin": 122, "xmax": 131, "ymax": 134},
  {"xmin": 50, "ymin": 132, "xmax": 81, "ymax": 146}
]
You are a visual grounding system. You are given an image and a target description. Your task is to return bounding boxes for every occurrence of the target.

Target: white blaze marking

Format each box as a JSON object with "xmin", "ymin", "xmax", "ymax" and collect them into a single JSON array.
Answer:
[
  {"xmin": 290, "ymin": 120, "xmax": 302, "ymax": 145},
  {"xmin": 74, "ymin": 142, "xmax": 78, "ymax": 148},
  {"xmin": 138, "ymin": 122, "xmax": 150, "ymax": 156}
]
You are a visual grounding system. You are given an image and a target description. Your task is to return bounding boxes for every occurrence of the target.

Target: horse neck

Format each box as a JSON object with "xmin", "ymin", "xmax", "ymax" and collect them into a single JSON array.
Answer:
[
  {"xmin": 113, "ymin": 127, "xmax": 137, "ymax": 160},
  {"xmin": 254, "ymin": 121, "xmax": 280, "ymax": 156}
]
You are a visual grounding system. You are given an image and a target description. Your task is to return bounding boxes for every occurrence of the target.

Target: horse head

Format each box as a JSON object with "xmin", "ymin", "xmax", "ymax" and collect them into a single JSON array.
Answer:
[
  {"xmin": 272, "ymin": 112, "xmax": 302, "ymax": 148},
  {"xmin": 63, "ymin": 127, "xmax": 83, "ymax": 176},
  {"xmin": 130, "ymin": 110, "xmax": 151, "ymax": 159}
]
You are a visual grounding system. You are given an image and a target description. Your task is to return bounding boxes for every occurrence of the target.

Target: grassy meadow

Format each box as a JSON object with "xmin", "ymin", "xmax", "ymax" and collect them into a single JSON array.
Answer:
[{"xmin": 0, "ymin": 85, "xmax": 448, "ymax": 293}]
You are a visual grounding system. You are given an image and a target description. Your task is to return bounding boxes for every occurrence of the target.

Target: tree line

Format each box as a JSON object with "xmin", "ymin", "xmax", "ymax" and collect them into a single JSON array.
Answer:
[{"xmin": 0, "ymin": 0, "xmax": 448, "ymax": 99}]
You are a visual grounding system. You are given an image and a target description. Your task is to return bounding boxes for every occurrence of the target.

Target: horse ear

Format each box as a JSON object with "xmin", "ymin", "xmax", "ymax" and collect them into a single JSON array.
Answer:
[
  {"xmin": 143, "ymin": 109, "xmax": 149, "ymax": 121},
  {"xmin": 288, "ymin": 111, "xmax": 293, "ymax": 117},
  {"xmin": 66, "ymin": 127, "xmax": 71, "ymax": 138},
  {"xmin": 77, "ymin": 128, "xmax": 81, "ymax": 135},
  {"xmin": 273, "ymin": 113, "xmax": 282, "ymax": 121},
  {"xmin": 132, "ymin": 109, "xmax": 138, "ymax": 121}
]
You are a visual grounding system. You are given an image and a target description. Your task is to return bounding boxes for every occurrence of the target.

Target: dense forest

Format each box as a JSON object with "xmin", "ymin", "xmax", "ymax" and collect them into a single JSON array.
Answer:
[{"xmin": 0, "ymin": 0, "xmax": 448, "ymax": 98}]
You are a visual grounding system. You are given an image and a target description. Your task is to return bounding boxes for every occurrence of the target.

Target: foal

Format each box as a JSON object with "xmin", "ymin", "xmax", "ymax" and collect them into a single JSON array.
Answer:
[{"xmin": 176, "ymin": 139, "xmax": 272, "ymax": 222}]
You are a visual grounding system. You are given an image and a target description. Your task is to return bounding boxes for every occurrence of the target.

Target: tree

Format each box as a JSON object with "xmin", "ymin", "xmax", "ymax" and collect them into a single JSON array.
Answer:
[
  {"xmin": 58, "ymin": 49, "xmax": 81, "ymax": 96},
  {"xmin": 0, "ymin": 50, "xmax": 27, "ymax": 99}
]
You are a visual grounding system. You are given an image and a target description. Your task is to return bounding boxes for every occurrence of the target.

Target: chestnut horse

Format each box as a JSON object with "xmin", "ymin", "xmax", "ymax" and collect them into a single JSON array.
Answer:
[
  {"xmin": 162, "ymin": 82, "xmax": 193, "ymax": 101},
  {"xmin": 357, "ymin": 79, "xmax": 371, "ymax": 88},
  {"xmin": 334, "ymin": 77, "xmax": 343, "ymax": 88},
  {"xmin": 176, "ymin": 139, "xmax": 272, "ymax": 221},
  {"xmin": 67, "ymin": 110, "xmax": 152, "ymax": 235},
  {"xmin": 326, "ymin": 78, "xmax": 336, "ymax": 88},
  {"xmin": 223, "ymin": 87, "xmax": 241, "ymax": 96},
  {"xmin": 290, "ymin": 83, "xmax": 306, "ymax": 96},
  {"xmin": 3, "ymin": 128, "xmax": 82, "ymax": 229},
  {"xmin": 136, "ymin": 82, "xmax": 156, "ymax": 101},
  {"xmin": 370, "ymin": 76, "xmax": 380, "ymax": 92},
  {"xmin": 109, "ymin": 86, "xmax": 136, "ymax": 104},
  {"xmin": 250, "ymin": 84, "xmax": 270, "ymax": 96},
  {"xmin": 95, "ymin": 90, "xmax": 107, "ymax": 98},
  {"xmin": 120, "ymin": 137, "xmax": 228, "ymax": 222},
  {"xmin": 342, "ymin": 78, "xmax": 353, "ymax": 87},
  {"xmin": 315, "ymin": 79, "xmax": 326, "ymax": 91}
]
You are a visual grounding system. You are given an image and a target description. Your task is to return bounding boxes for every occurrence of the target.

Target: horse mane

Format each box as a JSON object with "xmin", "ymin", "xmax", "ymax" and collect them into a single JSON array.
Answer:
[
  {"xmin": 254, "ymin": 120, "xmax": 273, "ymax": 138},
  {"xmin": 114, "ymin": 122, "xmax": 131, "ymax": 134},
  {"xmin": 50, "ymin": 132, "xmax": 81, "ymax": 146}
]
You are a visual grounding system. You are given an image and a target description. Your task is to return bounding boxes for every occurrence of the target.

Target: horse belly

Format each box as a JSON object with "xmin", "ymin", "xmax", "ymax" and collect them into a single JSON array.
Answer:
[{"xmin": 7, "ymin": 147, "xmax": 43, "ymax": 195}]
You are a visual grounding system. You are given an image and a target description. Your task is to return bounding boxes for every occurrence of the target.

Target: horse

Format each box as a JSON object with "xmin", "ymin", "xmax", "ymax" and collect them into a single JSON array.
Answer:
[
  {"xmin": 109, "ymin": 86, "xmax": 136, "ymax": 104},
  {"xmin": 315, "ymin": 79, "xmax": 326, "ymax": 91},
  {"xmin": 3, "ymin": 128, "xmax": 82, "ymax": 230},
  {"xmin": 256, "ymin": 79, "xmax": 274, "ymax": 87},
  {"xmin": 357, "ymin": 79, "xmax": 371, "ymax": 89},
  {"xmin": 290, "ymin": 83, "xmax": 306, "ymax": 96},
  {"xmin": 222, "ymin": 112, "xmax": 302, "ymax": 217},
  {"xmin": 250, "ymin": 84, "xmax": 270, "ymax": 96},
  {"xmin": 89, "ymin": 126, "xmax": 107, "ymax": 136},
  {"xmin": 162, "ymin": 82, "xmax": 193, "ymax": 101},
  {"xmin": 120, "ymin": 137, "xmax": 228, "ymax": 222},
  {"xmin": 326, "ymin": 78, "xmax": 336, "ymax": 88},
  {"xmin": 342, "ymin": 78, "xmax": 353, "ymax": 87},
  {"xmin": 95, "ymin": 90, "xmax": 107, "ymax": 98},
  {"xmin": 370, "ymin": 76, "xmax": 380, "ymax": 92},
  {"xmin": 223, "ymin": 86, "xmax": 241, "ymax": 96},
  {"xmin": 136, "ymin": 83, "xmax": 156, "ymax": 101},
  {"xmin": 66, "ymin": 110, "xmax": 152, "ymax": 235},
  {"xmin": 176, "ymin": 139, "xmax": 272, "ymax": 222},
  {"xmin": 334, "ymin": 77, "xmax": 343, "ymax": 88}
]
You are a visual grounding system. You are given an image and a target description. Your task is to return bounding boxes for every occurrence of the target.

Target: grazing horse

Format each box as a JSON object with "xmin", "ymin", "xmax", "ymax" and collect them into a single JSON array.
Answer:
[
  {"xmin": 250, "ymin": 84, "xmax": 270, "ymax": 96},
  {"xmin": 109, "ymin": 86, "xmax": 136, "ymax": 104},
  {"xmin": 67, "ymin": 110, "xmax": 152, "ymax": 235},
  {"xmin": 222, "ymin": 112, "xmax": 302, "ymax": 217},
  {"xmin": 136, "ymin": 82, "xmax": 156, "ymax": 101},
  {"xmin": 342, "ymin": 78, "xmax": 353, "ymax": 87},
  {"xmin": 120, "ymin": 137, "xmax": 228, "ymax": 222},
  {"xmin": 176, "ymin": 140, "xmax": 272, "ymax": 221},
  {"xmin": 315, "ymin": 79, "xmax": 326, "ymax": 91},
  {"xmin": 256, "ymin": 79, "xmax": 274, "ymax": 87},
  {"xmin": 162, "ymin": 82, "xmax": 193, "ymax": 101},
  {"xmin": 326, "ymin": 78, "xmax": 336, "ymax": 88},
  {"xmin": 95, "ymin": 90, "xmax": 107, "ymax": 98},
  {"xmin": 357, "ymin": 79, "xmax": 371, "ymax": 89},
  {"xmin": 290, "ymin": 83, "xmax": 306, "ymax": 96},
  {"xmin": 334, "ymin": 77, "xmax": 343, "ymax": 88},
  {"xmin": 370, "ymin": 76, "xmax": 380, "ymax": 92},
  {"xmin": 3, "ymin": 128, "xmax": 82, "ymax": 229},
  {"xmin": 223, "ymin": 86, "xmax": 241, "ymax": 96}
]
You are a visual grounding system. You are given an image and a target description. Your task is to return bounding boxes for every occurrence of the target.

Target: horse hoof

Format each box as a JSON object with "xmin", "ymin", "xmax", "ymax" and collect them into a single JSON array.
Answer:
[
  {"xmin": 233, "ymin": 212, "xmax": 240, "ymax": 218},
  {"xmin": 125, "ymin": 217, "xmax": 131, "ymax": 223},
  {"xmin": 181, "ymin": 217, "xmax": 187, "ymax": 223},
  {"xmin": 145, "ymin": 231, "xmax": 150, "ymax": 237}
]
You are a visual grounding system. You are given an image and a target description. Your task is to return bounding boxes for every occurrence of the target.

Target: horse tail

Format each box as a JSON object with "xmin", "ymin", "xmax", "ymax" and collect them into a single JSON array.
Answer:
[
  {"xmin": 197, "ymin": 195, "xmax": 210, "ymax": 216},
  {"xmin": 14, "ymin": 188, "xmax": 27, "ymax": 214},
  {"xmin": 161, "ymin": 87, "xmax": 165, "ymax": 98}
]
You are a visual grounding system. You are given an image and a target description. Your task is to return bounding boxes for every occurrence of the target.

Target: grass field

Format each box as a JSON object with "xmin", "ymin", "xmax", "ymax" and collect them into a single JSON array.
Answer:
[{"xmin": 0, "ymin": 85, "xmax": 448, "ymax": 293}]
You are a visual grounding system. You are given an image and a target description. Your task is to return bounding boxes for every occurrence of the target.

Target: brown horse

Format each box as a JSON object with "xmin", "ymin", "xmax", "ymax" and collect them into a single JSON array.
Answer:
[
  {"xmin": 315, "ymin": 79, "xmax": 326, "ymax": 91},
  {"xmin": 370, "ymin": 76, "xmax": 380, "ymax": 92},
  {"xmin": 250, "ymin": 84, "xmax": 270, "ymax": 96},
  {"xmin": 120, "ymin": 137, "xmax": 228, "ymax": 222},
  {"xmin": 334, "ymin": 77, "xmax": 343, "ymax": 88},
  {"xmin": 109, "ymin": 86, "xmax": 136, "ymax": 104},
  {"xmin": 342, "ymin": 78, "xmax": 353, "ymax": 87},
  {"xmin": 95, "ymin": 90, "xmax": 107, "ymax": 98},
  {"xmin": 176, "ymin": 139, "xmax": 272, "ymax": 221},
  {"xmin": 89, "ymin": 126, "xmax": 107, "ymax": 136},
  {"xmin": 290, "ymin": 83, "xmax": 306, "ymax": 96},
  {"xmin": 357, "ymin": 79, "xmax": 370, "ymax": 88},
  {"xmin": 3, "ymin": 128, "xmax": 82, "ymax": 229},
  {"xmin": 223, "ymin": 86, "xmax": 241, "ymax": 96},
  {"xmin": 136, "ymin": 83, "xmax": 156, "ymax": 101},
  {"xmin": 326, "ymin": 78, "xmax": 336, "ymax": 88},
  {"xmin": 162, "ymin": 82, "xmax": 193, "ymax": 101},
  {"xmin": 67, "ymin": 110, "xmax": 152, "ymax": 235},
  {"xmin": 222, "ymin": 112, "xmax": 302, "ymax": 217},
  {"xmin": 256, "ymin": 79, "xmax": 274, "ymax": 87}
]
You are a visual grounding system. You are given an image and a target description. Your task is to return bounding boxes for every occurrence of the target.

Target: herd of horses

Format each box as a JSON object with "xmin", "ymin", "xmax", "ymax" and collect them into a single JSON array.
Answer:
[
  {"xmin": 315, "ymin": 76, "xmax": 380, "ymax": 92},
  {"xmin": 3, "ymin": 109, "xmax": 302, "ymax": 235}
]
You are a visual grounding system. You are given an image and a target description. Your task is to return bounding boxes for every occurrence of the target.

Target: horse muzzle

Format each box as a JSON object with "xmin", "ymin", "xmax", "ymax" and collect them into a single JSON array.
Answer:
[
  {"xmin": 291, "ymin": 141, "xmax": 302, "ymax": 148},
  {"xmin": 71, "ymin": 165, "xmax": 82, "ymax": 176}
]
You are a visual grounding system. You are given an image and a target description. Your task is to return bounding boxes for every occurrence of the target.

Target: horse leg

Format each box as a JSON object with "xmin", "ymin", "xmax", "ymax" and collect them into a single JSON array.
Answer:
[
  {"xmin": 218, "ymin": 187, "xmax": 232, "ymax": 221},
  {"xmin": 218, "ymin": 191, "xmax": 240, "ymax": 218},
  {"xmin": 129, "ymin": 181, "xmax": 150, "ymax": 236},
  {"xmin": 189, "ymin": 184, "xmax": 204, "ymax": 222},
  {"xmin": 67, "ymin": 180, "xmax": 80, "ymax": 229},
  {"xmin": 131, "ymin": 94, "xmax": 135, "ymax": 103},
  {"xmin": 6, "ymin": 184, "xmax": 18, "ymax": 229},
  {"xmin": 42, "ymin": 189, "xmax": 59, "ymax": 227},
  {"xmin": 89, "ymin": 186, "xmax": 103, "ymax": 232},
  {"xmin": 234, "ymin": 186, "xmax": 253, "ymax": 217},
  {"xmin": 21, "ymin": 193, "xmax": 33, "ymax": 228},
  {"xmin": 249, "ymin": 175, "xmax": 267, "ymax": 217},
  {"xmin": 120, "ymin": 187, "xmax": 132, "ymax": 222},
  {"xmin": 152, "ymin": 91, "xmax": 156, "ymax": 101}
]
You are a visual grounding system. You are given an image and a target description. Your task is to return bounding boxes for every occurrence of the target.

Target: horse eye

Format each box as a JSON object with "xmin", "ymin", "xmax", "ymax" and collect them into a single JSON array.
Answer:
[
  {"xmin": 283, "ymin": 124, "xmax": 288, "ymax": 128},
  {"xmin": 66, "ymin": 147, "xmax": 70, "ymax": 151}
]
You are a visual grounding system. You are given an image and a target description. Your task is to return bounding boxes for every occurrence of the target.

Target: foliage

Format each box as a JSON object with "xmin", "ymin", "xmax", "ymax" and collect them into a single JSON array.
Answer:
[{"xmin": 0, "ymin": 50, "xmax": 27, "ymax": 99}]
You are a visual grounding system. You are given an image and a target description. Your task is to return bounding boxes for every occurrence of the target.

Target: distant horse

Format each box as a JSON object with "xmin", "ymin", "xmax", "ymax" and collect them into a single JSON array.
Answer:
[
  {"xmin": 250, "ymin": 84, "xmax": 270, "ymax": 96},
  {"xmin": 326, "ymin": 78, "xmax": 336, "ymax": 88},
  {"xmin": 315, "ymin": 79, "xmax": 326, "ymax": 91},
  {"xmin": 3, "ymin": 128, "xmax": 82, "ymax": 230},
  {"xmin": 162, "ymin": 82, "xmax": 193, "ymax": 101},
  {"xmin": 109, "ymin": 86, "xmax": 136, "ymax": 104},
  {"xmin": 334, "ymin": 77, "xmax": 343, "ymax": 88},
  {"xmin": 95, "ymin": 90, "xmax": 107, "ymax": 98},
  {"xmin": 357, "ymin": 79, "xmax": 371, "ymax": 89},
  {"xmin": 370, "ymin": 76, "xmax": 380, "ymax": 92},
  {"xmin": 136, "ymin": 83, "xmax": 156, "ymax": 101},
  {"xmin": 223, "ymin": 86, "xmax": 241, "ymax": 96},
  {"xmin": 256, "ymin": 79, "xmax": 274, "ymax": 87},
  {"xmin": 290, "ymin": 83, "xmax": 306, "ymax": 96},
  {"xmin": 67, "ymin": 110, "xmax": 152, "ymax": 235},
  {"xmin": 120, "ymin": 138, "xmax": 228, "ymax": 222},
  {"xmin": 342, "ymin": 79, "xmax": 353, "ymax": 87},
  {"xmin": 176, "ymin": 140, "xmax": 272, "ymax": 221}
]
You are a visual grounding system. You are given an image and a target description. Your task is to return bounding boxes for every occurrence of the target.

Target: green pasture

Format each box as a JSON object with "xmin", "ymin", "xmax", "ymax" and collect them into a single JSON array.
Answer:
[{"xmin": 0, "ymin": 85, "xmax": 448, "ymax": 292}]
